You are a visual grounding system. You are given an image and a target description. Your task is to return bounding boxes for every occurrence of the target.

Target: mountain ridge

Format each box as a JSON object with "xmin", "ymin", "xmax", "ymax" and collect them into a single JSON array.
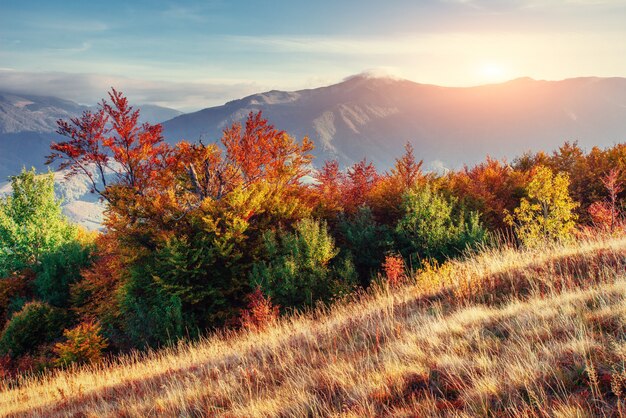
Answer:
[{"xmin": 161, "ymin": 75, "xmax": 626, "ymax": 170}]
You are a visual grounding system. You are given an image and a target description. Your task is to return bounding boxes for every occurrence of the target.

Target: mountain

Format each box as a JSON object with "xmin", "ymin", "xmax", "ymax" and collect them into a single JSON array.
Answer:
[{"xmin": 162, "ymin": 75, "xmax": 626, "ymax": 171}]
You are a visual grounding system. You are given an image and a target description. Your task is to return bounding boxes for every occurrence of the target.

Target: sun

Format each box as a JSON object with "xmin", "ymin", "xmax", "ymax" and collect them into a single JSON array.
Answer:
[{"xmin": 478, "ymin": 63, "xmax": 507, "ymax": 83}]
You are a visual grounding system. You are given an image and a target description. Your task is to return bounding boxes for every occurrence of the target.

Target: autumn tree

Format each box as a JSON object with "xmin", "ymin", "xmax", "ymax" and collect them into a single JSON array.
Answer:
[
  {"xmin": 179, "ymin": 111, "xmax": 314, "ymax": 203},
  {"xmin": 505, "ymin": 166, "xmax": 579, "ymax": 247},
  {"xmin": 390, "ymin": 142, "xmax": 423, "ymax": 190},
  {"xmin": 588, "ymin": 169, "xmax": 624, "ymax": 233},
  {"xmin": 312, "ymin": 160, "xmax": 346, "ymax": 218},
  {"xmin": 369, "ymin": 143, "xmax": 425, "ymax": 225},
  {"xmin": 446, "ymin": 157, "xmax": 527, "ymax": 230},
  {"xmin": 53, "ymin": 321, "xmax": 108, "ymax": 367},
  {"xmin": 344, "ymin": 158, "xmax": 378, "ymax": 213},
  {"xmin": 49, "ymin": 88, "xmax": 172, "ymax": 200}
]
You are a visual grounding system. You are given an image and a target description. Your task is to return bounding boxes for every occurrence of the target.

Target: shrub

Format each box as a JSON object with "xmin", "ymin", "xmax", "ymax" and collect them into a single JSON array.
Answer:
[
  {"xmin": 0, "ymin": 301, "xmax": 67, "ymax": 357},
  {"xmin": 35, "ymin": 241, "xmax": 93, "ymax": 308},
  {"xmin": 396, "ymin": 186, "xmax": 486, "ymax": 263},
  {"xmin": 54, "ymin": 321, "xmax": 108, "ymax": 367},
  {"xmin": 338, "ymin": 206, "xmax": 393, "ymax": 286},
  {"xmin": 239, "ymin": 287, "xmax": 279, "ymax": 331},
  {"xmin": 251, "ymin": 218, "xmax": 356, "ymax": 309},
  {"xmin": 119, "ymin": 265, "xmax": 184, "ymax": 349},
  {"xmin": 588, "ymin": 169, "xmax": 624, "ymax": 234},
  {"xmin": 505, "ymin": 165, "xmax": 578, "ymax": 247},
  {"xmin": 0, "ymin": 269, "xmax": 33, "ymax": 324},
  {"xmin": 383, "ymin": 254, "xmax": 406, "ymax": 287}
]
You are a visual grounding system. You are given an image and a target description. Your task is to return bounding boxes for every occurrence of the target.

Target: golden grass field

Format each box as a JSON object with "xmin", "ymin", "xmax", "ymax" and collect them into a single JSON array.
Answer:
[{"xmin": 1, "ymin": 236, "xmax": 626, "ymax": 417}]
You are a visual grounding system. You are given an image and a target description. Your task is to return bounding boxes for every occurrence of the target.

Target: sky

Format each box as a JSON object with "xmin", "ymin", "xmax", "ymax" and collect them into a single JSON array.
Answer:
[{"xmin": 1, "ymin": 0, "xmax": 626, "ymax": 111}]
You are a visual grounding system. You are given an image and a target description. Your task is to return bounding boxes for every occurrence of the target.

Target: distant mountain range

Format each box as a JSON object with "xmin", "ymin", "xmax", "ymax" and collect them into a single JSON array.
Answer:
[
  {"xmin": 1, "ymin": 75, "xmax": 626, "ymax": 228},
  {"xmin": 162, "ymin": 75, "xmax": 626, "ymax": 171}
]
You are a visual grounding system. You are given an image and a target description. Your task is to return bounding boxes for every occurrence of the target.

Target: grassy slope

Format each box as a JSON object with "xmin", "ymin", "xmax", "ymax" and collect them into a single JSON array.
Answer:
[{"xmin": 1, "ymin": 236, "xmax": 626, "ymax": 417}]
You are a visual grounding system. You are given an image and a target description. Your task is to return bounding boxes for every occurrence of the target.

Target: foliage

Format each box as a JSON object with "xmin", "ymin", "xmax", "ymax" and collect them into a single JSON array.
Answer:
[
  {"xmin": 239, "ymin": 287, "xmax": 279, "ymax": 331},
  {"xmin": 251, "ymin": 219, "xmax": 355, "ymax": 309},
  {"xmin": 35, "ymin": 241, "xmax": 93, "ymax": 308},
  {"xmin": 119, "ymin": 264, "xmax": 184, "ymax": 349},
  {"xmin": 313, "ymin": 160, "xmax": 346, "ymax": 219},
  {"xmin": 0, "ymin": 270, "xmax": 33, "ymax": 325},
  {"xmin": 338, "ymin": 206, "xmax": 393, "ymax": 286},
  {"xmin": 396, "ymin": 186, "xmax": 486, "ymax": 263},
  {"xmin": 344, "ymin": 159, "xmax": 379, "ymax": 213},
  {"xmin": 54, "ymin": 321, "xmax": 108, "ymax": 367},
  {"xmin": 505, "ymin": 166, "xmax": 579, "ymax": 247},
  {"xmin": 31, "ymin": 88, "xmax": 626, "ymax": 375},
  {"xmin": 0, "ymin": 169, "xmax": 76, "ymax": 276},
  {"xmin": 588, "ymin": 169, "xmax": 624, "ymax": 233},
  {"xmin": 49, "ymin": 88, "xmax": 171, "ymax": 198},
  {"xmin": 382, "ymin": 254, "xmax": 406, "ymax": 287},
  {"xmin": 368, "ymin": 143, "xmax": 426, "ymax": 226},
  {"xmin": 446, "ymin": 157, "xmax": 528, "ymax": 230},
  {"xmin": 0, "ymin": 301, "xmax": 67, "ymax": 358}
]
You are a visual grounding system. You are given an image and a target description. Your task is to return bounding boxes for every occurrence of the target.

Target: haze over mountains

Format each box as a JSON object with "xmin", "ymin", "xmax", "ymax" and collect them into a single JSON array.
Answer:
[
  {"xmin": 1, "ymin": 74, "xmax": 626, "ymax": 228},
  {"xmin": 162, "ymin": 74, "xmax": 626, "ymax": 171}
]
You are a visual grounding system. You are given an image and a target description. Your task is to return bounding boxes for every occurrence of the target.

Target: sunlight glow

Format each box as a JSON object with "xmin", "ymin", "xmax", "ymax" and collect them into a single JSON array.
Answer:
[{"xmin": 478, "ymin": 63, "xmax": 508, "ymax": 83}]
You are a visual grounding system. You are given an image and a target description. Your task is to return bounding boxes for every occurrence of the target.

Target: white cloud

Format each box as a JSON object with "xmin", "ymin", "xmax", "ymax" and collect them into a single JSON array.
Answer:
[{"xmin": 0, "ymin": 70, "xmax": 263, "ymax": 111}]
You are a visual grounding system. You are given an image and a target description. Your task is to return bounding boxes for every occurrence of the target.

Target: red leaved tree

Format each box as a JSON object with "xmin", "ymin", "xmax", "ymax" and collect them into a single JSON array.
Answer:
[
  {"xmin": 180, "ymin": 111, "xmax": 314, "ymax": 203},
  {"xmin": 588, "ymin": 169, "xmax": 624, "ymax": 233},
  {"xmin": 239, "ymin": 286, "xmax": 279, "ymax": 331},
  {"xmin": 48, "ymin": 88, "xmax": 173, "ymax": 201},
  {"xmin": 344, "ymin": 158, "xmax": 378, "ymax": 213}
]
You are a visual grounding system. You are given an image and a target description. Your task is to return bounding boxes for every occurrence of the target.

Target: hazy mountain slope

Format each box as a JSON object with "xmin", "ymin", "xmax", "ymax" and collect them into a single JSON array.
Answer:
[
  {"xmin": 162, "ymin": 75, "xmax": 626, "ymax": 170},
  {"xmin": 2, "ymin": 236, "xmax": 625, "ymax": 416}
]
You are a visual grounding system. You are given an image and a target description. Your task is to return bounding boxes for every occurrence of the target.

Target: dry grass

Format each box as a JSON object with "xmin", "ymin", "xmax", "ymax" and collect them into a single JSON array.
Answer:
[{"xmin": 1, "ymin": 236, "xmax": 626, "ymax": 417}]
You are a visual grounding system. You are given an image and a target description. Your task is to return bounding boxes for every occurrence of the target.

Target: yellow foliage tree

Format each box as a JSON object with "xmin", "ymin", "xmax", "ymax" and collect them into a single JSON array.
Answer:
[
  {"xmin": 54, "ymin": 321, "xmax": 108, "ymax": 367},
  {"xmin": 505, "ymin": 165, "xmax": 578, "ymax": 247}
]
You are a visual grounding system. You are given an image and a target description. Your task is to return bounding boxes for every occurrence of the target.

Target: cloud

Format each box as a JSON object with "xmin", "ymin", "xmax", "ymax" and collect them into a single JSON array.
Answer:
[
  {"xmin": 0, "ymin": 70, "xmax": 263, "ymax": 111},
  {"xmin": 343, "ymin": 67, "xmax": 405, "ymax": 81}
]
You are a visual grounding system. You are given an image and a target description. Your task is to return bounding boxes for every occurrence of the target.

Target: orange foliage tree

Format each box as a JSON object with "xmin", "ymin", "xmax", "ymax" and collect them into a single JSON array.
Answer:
[{"xmin": 447, "ymin": 157, "xmax": 527, "ymax": 230}]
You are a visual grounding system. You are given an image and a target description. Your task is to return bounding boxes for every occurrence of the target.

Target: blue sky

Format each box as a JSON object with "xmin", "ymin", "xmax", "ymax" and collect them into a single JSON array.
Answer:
[{"xmin": 1, "ymin": 0, "xmax": 626, "ymax": 110}]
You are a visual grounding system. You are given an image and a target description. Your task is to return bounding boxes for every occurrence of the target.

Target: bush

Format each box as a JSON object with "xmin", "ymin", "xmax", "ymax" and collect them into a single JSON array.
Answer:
[
  {"xmin": 382, "ymin": 254, "xmax": 407, "ymax": 287},
  {"xmin": 338, "ymin": 206, "xmax": 393, "ymax": 286},
  {"xmin": 0, "ymin": 269, "xmax": 33, "ymax": 324},
  {"xmin": 119, "ymin": 265, "xmax": 184, "ymax": 349},
  {"xmin": 251, "ymin": 218, "xmax": 356, "ymax": 309},
  {"xmin": 0, "ymin": 301, "xmax": 67, "ymax": 357},
  {"xmin": 239, "ymin": 287, "xmax": 279, "ymax": 331},
  {"xmin": 35, "ymin": 241, "xmax": 93, "ymax": 308},
  {"xmin": 54, "ymin": 321, "xmax": 108, "ymax": 367},
  {"xmin": 396, "ymin": 186, "xmax": 486, "ymax": 263}
]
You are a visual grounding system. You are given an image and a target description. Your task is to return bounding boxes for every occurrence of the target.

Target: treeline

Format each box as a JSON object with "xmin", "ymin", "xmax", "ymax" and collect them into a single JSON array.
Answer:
[{"xmin": 0, "ymin": 90, "xmax": 624, "ymax": 376}]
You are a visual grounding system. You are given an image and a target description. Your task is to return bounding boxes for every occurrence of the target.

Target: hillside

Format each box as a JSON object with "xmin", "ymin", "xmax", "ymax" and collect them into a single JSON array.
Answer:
[
  {"xmin": 162, "ymin": 75, "xmax": 626, "ymax": 170},
  {"xmin": 2, "ymin": 235, "xmax": 625, "ymax": 417}
]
